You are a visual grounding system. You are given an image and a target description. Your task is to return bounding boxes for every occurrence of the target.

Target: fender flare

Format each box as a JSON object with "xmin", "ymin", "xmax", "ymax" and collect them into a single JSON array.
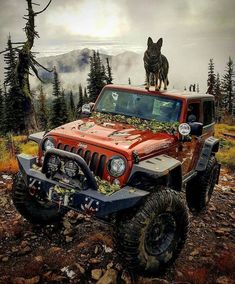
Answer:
[
  {"xmin": 128, "ymin": 154, "xmax": 182, "ymax": 191},
  {"xmin": 196, "ymin": 137, "xmax": 219, "ymax": 172}
]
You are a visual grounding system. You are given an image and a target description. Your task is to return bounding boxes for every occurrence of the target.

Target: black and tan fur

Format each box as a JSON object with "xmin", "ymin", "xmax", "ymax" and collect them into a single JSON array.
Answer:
[{"xmin": 144, "ymin": 37, "xmax": 169, "ymax": 91}]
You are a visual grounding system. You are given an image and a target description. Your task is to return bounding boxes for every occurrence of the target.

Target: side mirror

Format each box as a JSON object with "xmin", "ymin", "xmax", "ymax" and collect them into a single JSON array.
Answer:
[
  {"xmin": 189, "ymin": 122, "xmax": 203, "ymax": 136},
  {"xmin": 81, "ymin": 103, "xmax": 95, "ymax": 115}
]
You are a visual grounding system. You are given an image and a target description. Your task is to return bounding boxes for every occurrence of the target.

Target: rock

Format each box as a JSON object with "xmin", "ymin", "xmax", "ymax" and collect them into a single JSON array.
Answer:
[
  {"xmin": 2, "ymin": 256, "xmax": 9, "ymax": 262},
  {"xmin": 34, "ymin": 255, "xmax": 43, "ymax": 262},
  {"xmin": 91, "ymin": 269, "xmax": 103, "ymax": 280},
  {"xmin": 106, "ymin": 262, "xmax": 113, "ymax": 269},
  {"xmin": 63, "ymin": 219, "xmax": 72, "ymax": 229},
  {"xmin": 190, "ymin": 249, "xmax": 200, "ymax": 256},
  {"xmin": 75, "ymin": 263, "xmax": 85, "ymax": 274},
  {"xmin": 48, "ymin": 246, "xmax": 62, "ymax": 254},
  {"xmin": 11, "ymin": 276, "xmax": 40, "ymax": 284},
  {"xmin": 20, "ymin": 240, "xmax": 29, "ymax": 248},
  {"xmin": 63, "ymin": 228, "xmax": 73, "ymax": 236},
  {"xmin": 94, "ymin": 245, "xmax": 99, "ymax": 254},
  {"xmin": 18, "ymin": 246, "xmax": 31, "ymax": 255},
  {"xmin": 102, "ymin": 244, "xmax": 113, "ymax": 253},
  {"xmin": 216, "ymin": 276, "xmax": 234, "ymax": 284},
  {"xmin": 121, "ymin": 271, "xmax": 132, "ymax": 284},
  {"xmin": 61, "ymin": 266, "xmax": 76, "ymax": 279},
  {"xmin": 65, "ymin": 236, "xmax": 73, "ymax": 243},
  {"xmin": 89, "ymin": 257, "xmax": 101, "ymax": 264},
  {"xmin": 97, "ymin": 269, "xmax": 118, "ymax": 284},
  {"xmin": 2, "ymin": 175, "xmax": 12, "ymax": 180},
  {"xmin": 115, "ymin": 263, "xmax": 123, "ymax": 271}
]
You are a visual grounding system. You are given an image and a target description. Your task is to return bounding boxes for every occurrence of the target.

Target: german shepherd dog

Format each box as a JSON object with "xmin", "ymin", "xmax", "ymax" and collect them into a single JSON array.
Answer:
[{"xmin": 144, "ymin": 37, "xmax": 169, "ymax": 91}]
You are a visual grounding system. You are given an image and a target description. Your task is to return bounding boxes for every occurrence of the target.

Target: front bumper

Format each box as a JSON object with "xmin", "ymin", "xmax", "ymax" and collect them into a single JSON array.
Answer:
[{"xmin": 17, "ymin": 151, "xmax": 149, "ymax": 218}]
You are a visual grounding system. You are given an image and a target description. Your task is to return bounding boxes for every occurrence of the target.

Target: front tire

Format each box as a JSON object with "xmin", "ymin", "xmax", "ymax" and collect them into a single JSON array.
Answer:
[
  {"xmin": 12, "ymin": 173, "xmax": 66, "ymax": 224},
  {"xmin": 186, "ymin": 156, "xmax": 219, "ymax": 213},
  {"xmin": 118, "ymin": 188, "xmax": 189, "ymax": 275}
]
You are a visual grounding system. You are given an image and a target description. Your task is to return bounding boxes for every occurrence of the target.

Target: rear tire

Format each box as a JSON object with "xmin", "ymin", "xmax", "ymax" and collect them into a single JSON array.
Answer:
[
  {"xmin": 186, "ymin": 156, "xmax": 219, "ymax": 213},
  {"xmin": 117, "ymin": 188, "xmax": 189, "ymax": 275},
  {"xmin": 12, "ymin": 173, "xmax": 66, "ymax": 225}
]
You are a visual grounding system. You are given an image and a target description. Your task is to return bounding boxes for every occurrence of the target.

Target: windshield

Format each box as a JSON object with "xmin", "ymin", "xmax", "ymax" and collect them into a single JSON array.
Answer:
[{"xmin": 95, "ymin": 89, "xmax": 182, "ymax": 122}]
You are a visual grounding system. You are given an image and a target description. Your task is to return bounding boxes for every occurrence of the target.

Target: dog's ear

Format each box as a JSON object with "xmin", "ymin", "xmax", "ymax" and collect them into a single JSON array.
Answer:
[
  {"xmin": 147, "ymin": 37, "xmax": 153, "ymax": 46},
  {"xmin": 156, "ymin": 38, "xmax": 163, "ymax": 48}
]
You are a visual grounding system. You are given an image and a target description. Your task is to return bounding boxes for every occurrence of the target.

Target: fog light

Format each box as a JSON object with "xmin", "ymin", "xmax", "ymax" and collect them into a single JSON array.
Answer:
[
  {"xmin": 47, "ymin": 155, "xmax": 61, "ymax": 173},
  {"xmin": 64, "ymin": 160, "xmax": 79, "ymax": 178}
]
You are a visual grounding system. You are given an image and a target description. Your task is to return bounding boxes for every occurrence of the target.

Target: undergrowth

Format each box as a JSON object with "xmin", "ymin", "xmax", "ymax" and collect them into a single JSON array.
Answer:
[
  {"xmin": 215, "ymin": 124, "xmax": 235, "ymax": 170},
  {"xmin": 0, "ymin": 136, "xmax": 38, "ymax": 174}
]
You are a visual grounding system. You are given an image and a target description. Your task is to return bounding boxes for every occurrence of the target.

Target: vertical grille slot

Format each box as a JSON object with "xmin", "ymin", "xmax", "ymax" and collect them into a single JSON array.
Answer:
[
  {"xmin": 97, "ymin": 155, "xmax": 107, "ymax": 178},
  {"xmin": 77, "ymin": 148, "xmax": 84, "ymax": 157},
  {"xmin": 90, "ymin": 152, "xmax": 99, "ymax": 174},
  {"xmin": 71, "ymin": 147, "xmax": 77, "ymax": 153},
  {"xmin": 64, "ymin": 145, "xmax": 70, "ymax": 151},
  {"xmin": 84, "ymin": 150, "xmax": 91, "ymax": 165},
  {"xmin": 57, "ymin": 143, "xmax": 63, "ymax": 149}
]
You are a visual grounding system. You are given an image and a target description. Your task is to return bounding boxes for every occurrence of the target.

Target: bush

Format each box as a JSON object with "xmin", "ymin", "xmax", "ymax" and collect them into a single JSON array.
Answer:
[{"xmin": 215, "ymin": 124, "xmax": 235, "ymax": 170}]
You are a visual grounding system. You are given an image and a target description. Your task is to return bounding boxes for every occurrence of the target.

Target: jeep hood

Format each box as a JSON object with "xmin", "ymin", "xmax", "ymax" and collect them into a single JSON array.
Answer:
[{"xmin": 48, "ymin": 118, "xmax": 177, "ymax": 159}]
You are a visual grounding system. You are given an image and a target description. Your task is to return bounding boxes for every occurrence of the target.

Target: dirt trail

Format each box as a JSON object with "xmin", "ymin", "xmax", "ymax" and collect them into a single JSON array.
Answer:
[{"xmin": 0, "ymin": 167, "xmax": 234, "ymax": 284}]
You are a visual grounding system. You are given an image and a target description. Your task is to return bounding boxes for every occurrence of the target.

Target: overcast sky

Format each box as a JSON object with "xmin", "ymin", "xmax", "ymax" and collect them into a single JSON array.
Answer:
[{"xmin": 0, "ymin": 0, "xmax": 234, "ymax": 91}]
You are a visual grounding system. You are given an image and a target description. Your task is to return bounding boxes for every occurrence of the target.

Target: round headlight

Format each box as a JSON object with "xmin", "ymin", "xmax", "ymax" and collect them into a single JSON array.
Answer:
[
  {"xmin": 43, "ymin": 138, "xmax": 55, "ymax": 151},
  {"xmin": 64, "ymin": 161, "xmax": 79, "ymax": 178},
  {"xmin": 47, "ymin": 155, "xmax": 61, "ymax": 173},
  {"xmin": 108, "ymin": 156, "xmax": 126, "ymax": 177}
]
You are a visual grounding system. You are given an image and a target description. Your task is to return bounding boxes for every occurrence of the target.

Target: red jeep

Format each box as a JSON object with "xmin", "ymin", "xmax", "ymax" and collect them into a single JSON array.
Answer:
[{"xmin": 12, "ymin": 85, "xmax": 220, "ymax": 275}]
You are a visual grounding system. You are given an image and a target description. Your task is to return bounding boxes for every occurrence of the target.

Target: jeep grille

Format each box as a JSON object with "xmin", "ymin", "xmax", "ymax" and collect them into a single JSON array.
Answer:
[{"xmin": 57, "ymin": 143, "xmax": 107, "ymax": 178}]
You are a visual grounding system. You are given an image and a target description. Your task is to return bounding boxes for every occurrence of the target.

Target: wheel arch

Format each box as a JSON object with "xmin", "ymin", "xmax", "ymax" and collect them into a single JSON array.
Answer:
[
  {"xmin": 196, "ymin": 137, "xmax": 220, "ymax": 172},
  {"xmin": 128, "ymin": 155, "xmax": 182, "ymax": 192}
]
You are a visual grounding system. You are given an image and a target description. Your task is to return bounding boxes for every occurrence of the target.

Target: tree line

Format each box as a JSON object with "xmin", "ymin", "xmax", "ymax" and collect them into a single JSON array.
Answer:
[
  {"xmin": 207, "ymin": 57, "xmax": 234, "ymax": 119},
  {"xmin": 0, "ymin": 44, "xmax": 113, "ymax": 135}
]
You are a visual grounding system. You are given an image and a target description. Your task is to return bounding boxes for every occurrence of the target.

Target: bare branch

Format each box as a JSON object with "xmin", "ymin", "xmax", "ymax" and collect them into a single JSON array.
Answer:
[
  {"xmin": 31, "ymin": 57, "xmax": 53, "ymax": 72},
  {"xmin": 34, "ymin": 0, "xmax": 52, "ymax": 15},
  {"xmin": 11, "ymin": 42, "xmax": 26, "ymax": 45},
  {"xmin": 30, "ymin": 63, "xmax": 44, "ymax": 82},
  {"xmin": 32, "ymin": 2, "xmax": 40, "ymax": 6},
  {"xmin": 0, "ymin": 48, "xmax": 10, "ymax": 55}
]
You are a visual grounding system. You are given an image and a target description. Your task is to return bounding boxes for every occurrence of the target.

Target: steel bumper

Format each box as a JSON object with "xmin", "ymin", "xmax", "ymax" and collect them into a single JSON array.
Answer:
[{"xmin": 17, "ymin": 153, "xmax": 149, "ymax": 217}]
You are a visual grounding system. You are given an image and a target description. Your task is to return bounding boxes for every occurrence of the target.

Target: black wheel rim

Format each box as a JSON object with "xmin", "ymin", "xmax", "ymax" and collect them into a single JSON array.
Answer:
[{"xmin": 145, "ymin": 213, "xmax": 176, "ymax": 256}]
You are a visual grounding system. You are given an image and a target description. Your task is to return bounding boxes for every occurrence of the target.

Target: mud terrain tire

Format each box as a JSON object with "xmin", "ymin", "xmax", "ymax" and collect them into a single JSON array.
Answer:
[
  {"xmin": 12, "ymin": 173, "xmax": 66, "ymax": 224},
  {"xmin": 186, "ymin": 156, "xmax": 219, "ymax": 213},
  {"xmin": 118, "ymin": 188, "xmax": 189, "ymax": 275}
]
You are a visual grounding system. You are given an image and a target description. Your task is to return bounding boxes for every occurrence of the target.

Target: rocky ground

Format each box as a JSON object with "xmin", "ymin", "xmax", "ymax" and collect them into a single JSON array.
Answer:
[{"xmin": 0, "ymin": 167, "xmax": 234, "ymax": 284}]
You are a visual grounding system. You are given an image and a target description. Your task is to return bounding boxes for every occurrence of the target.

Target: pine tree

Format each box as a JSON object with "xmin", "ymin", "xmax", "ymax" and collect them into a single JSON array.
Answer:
[
  {"xmin": 50, "ymin": 69, "xmax": 65, "ymax": 129},
  {"xmin": 37, "ymin": 85, "xmax": 48, "ymax": 130},
  {"xmin": 222, "ymin": 57, "xmax": 234, "ymax": 116},
  {"xmin": 207, "ymin": 58, "xmax": 216, "ymax": 95},
  {"xmin": 60, "ymin": 89, "xmax": 68, "ymax": 124},
  {"xmin": 68, "ymin": 91, "xmax": 76, "ymax": 121},
  {"xmin": 87, "ymin": 51, "xmax": 106, "ymax": 102},
  {"xmin": 106, "ymin": 58, "xmax": 113, "ymax": 84},
  {"xmin": 76, "ymin": 84, "xmax": 84, "ymax": 117},
  {"xmin": 128, "ymin": 78, "xmax": 131, "ymax": 85},
  {"xmin": 83, "ymin": 87, "xmax": 89, "ymax": 103},
  {"xmin": 3, "ymin": 36, "xmax": 25, "ymax": 134},
  {"xmin": 0, "ymin": 86, "xmax": 4, "ymax": 135},
  {"xmin": 214, "ymin": 73, "xmax": 223, "ymax": 110}
]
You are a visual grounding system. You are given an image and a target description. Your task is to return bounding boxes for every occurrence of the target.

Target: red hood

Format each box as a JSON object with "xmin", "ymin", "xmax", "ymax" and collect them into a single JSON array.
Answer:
[{"xmin": 48, "ymin": 118, "xmax": 178, "ymax": 160}]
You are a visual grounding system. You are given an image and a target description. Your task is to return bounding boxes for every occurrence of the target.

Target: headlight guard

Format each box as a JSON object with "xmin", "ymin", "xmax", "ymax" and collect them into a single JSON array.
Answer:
[{"xmin": 107, "ymin": 156, "xmax": 126, "ymax": 177}]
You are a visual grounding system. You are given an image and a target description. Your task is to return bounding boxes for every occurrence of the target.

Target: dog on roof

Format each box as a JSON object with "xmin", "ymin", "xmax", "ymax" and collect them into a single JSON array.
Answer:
[{"xmin": 144, "ymin": 37, "xmax": 169, "ymax": 91}]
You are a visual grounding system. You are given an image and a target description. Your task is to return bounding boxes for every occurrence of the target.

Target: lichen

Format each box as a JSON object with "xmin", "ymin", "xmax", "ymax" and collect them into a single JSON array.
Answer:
[
  {"xmin": 91, "ymin": 112, "xmax": 179, "ymax": 134},
  {"xmin": 95, "ymin": 176, "xmax": 120, "ymax": 195}
]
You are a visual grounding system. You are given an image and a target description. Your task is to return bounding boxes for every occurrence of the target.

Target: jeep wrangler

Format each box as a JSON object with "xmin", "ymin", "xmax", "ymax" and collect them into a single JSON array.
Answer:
[{"xmin": 12, "ymin": 85, "xmax": 220, "ymax": 275}]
